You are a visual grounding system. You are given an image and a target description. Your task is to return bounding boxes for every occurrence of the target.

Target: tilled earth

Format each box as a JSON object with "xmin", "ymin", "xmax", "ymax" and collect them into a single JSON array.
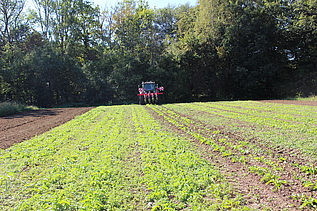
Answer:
[{"xmin": 0, "ymin": 107, "xmax": 94, "ymax": 149}]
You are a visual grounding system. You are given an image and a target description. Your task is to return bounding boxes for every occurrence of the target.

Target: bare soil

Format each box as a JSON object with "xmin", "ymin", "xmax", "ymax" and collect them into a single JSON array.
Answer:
[{"xmin": 0, "ymin": 107, "xmax": 94, "ymax": 149}]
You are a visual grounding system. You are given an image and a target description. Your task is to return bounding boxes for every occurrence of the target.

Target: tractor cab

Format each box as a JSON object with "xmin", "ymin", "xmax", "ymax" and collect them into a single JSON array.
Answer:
[
  {"xmin": 142, "ymin": 82, "xmax": 156, "ymax": 92},
  {"xmin": 138, "ymin": 81, "xmax": 164, "ymax": 105}
]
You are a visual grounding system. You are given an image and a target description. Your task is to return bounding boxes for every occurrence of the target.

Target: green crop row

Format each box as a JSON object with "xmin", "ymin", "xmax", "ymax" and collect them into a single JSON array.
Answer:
[
  {"xmin": 208, "ymin": 101, "xmax": 317, "ymax": 119},
  {"xmin": 148, "ymin": 105, "xmax": 288, "ymax": 187},
  {"xmin": 148, "ymin": 102, "xmax": 317, "ymax": 209},
  {"xmin": 162, "ymin": 102, "xmax": 317, "ymax": 176},
  {"xmin": 204, "ymin": 101, "xmax": 317, "ymax": 127},
  {"xmin": 0, "ymin": 105, "xmax": 249, "ymax": 210},
  {"xmin": 191, "ymin": 103, "xmax": 317, "ymax": 134},
  {"xmin": 130, "ymin": 105, "xmax": 248, "ymax": 210},
  {"xmin": 0, "ymin": 106, "xmax": 147, "ymax": 210},
  {"xmin": 166, "ymin": 102, "xmax": 317, "ymax": 158}
]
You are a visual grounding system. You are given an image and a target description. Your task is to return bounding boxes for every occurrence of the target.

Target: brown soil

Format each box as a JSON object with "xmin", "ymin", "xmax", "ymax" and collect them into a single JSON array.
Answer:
[{"xmin": 0, "ymin": 107, "xmax": 94, "ymax": 149}]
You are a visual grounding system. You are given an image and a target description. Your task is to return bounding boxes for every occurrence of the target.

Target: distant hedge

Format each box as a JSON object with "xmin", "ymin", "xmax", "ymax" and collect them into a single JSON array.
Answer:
[{"xmin": 0, "ymin": 102, "xmax": 37, "ymax": 117}]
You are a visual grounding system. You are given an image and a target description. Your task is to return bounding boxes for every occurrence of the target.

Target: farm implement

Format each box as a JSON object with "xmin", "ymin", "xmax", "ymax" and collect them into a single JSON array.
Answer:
[{"xmin": 138, "ymin": 81, "xmax": 164, "ymax": 105}]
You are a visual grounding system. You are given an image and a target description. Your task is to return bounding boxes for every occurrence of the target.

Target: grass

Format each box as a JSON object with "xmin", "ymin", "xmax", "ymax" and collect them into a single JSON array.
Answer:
[
  {"xmin": 286, "ymin": 94, "xmax": 317, "ymax": 101},
  {"xmin": 0, "ymin": 102, "xmax": 38, "ymax": 117},
  {"xmin": 296, "ymin": 95, "xmax": 317, "ymax": 101}
]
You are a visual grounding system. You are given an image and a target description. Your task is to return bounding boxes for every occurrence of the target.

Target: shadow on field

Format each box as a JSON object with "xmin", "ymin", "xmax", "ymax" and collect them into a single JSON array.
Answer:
[{"xmin": 2, "ymin": 109, "xmax": 61, "ymax": 119}]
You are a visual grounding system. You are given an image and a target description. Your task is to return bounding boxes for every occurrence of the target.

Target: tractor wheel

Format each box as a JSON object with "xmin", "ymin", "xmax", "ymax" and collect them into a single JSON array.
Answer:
[
  {"xmin": 150, "ymin": 96, "xmax": 154, "ymax": 104},
  {"xmin": 139, "ymin": 96, "xmax": 145, "ymax": 105},
  {"xmin": 156, "ymin": 95, "xmax": 161, "ymax": 105}
]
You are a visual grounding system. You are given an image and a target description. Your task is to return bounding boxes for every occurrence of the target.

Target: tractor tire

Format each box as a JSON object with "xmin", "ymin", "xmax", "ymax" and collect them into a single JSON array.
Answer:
[
  {"xmin": 156, "ymin": 95, "xmax": 161, "ymax": 105},
  {"xmin": 150, "ymin": 96, "xmax": 154, "ymax": 104},
  {"xmin": 139, "ymin": 96, "xmax": 145, "ymax": 105}
]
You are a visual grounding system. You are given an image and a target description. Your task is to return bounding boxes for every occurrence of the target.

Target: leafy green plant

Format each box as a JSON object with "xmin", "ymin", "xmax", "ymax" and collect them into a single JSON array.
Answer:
[
  {"xmin": 300, "ymin": 195, "xmax": 317, "ymax": 209},
  {"xmin": 260, "ymin": 173, "xmax": 287, "ymax": 189},
  {"xmin": 249, "ymin": 166, "xmax": 268, "ymax": 176},
  {"xmin": 301, "ymin": 166, "xmax": 317, "ymax": 175},
  {"xmin": 303, "ymin": 180, "xmax": 317, "ymax": 191}
]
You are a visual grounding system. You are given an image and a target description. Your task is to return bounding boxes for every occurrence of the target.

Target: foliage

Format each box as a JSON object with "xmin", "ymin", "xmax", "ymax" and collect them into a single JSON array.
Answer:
[
  {"xmin": 290, "ymin": 94, "xmax": 317, "ymax": 101},
  {"xmin": 0, "ymin": 101, "xmax": 37, "ymax": 116}
]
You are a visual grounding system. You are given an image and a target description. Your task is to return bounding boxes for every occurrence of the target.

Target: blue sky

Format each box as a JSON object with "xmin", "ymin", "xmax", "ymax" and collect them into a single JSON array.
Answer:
[{"xmin": 91, "ymin": 0, "xmax": 197, "ymax": 9}]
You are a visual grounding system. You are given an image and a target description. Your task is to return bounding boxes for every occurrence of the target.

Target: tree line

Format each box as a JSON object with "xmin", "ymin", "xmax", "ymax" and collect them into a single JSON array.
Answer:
[{"xmin": 0, "ymin": 0, "xmax": 316, "ymax": 107}]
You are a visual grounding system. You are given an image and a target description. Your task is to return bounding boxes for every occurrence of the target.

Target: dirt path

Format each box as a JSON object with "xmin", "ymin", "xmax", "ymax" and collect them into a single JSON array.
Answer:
[{"xmin": 0, "ymin": 107, "xmax": 94, "ymax": 149}]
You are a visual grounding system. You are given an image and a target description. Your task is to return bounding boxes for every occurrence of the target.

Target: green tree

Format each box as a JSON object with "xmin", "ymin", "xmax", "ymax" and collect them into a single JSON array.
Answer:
[
  {"xmin": 32, "ymin": 0, "xmax": 100, "ymax": 59},
  {"xmin": 0, "ymin": 0, "xmax": 28, "ymax": 45},
  {"xmin": 220, "ymin": 1, "xmax": 286, "ymax": 98},
  {"xmin": 285, "ymin": 0, "xmax": 317, "ymax": 95},
  {"xmin": 106, "ymin": 0, "xmax": 168, "ymax": 101},
  {"xmin": 81, "ymin": 49, "xmax": 114, "ymax": 105},
  {"xmin": 24, "ymin": 45, "xmax": 87, "ymax": 107}
]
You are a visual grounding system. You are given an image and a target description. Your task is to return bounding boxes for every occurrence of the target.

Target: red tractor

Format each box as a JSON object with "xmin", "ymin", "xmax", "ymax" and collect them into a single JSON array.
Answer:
[{"xmin": 138, "ymin": 81, "xmax": 164, "ymax": 105}]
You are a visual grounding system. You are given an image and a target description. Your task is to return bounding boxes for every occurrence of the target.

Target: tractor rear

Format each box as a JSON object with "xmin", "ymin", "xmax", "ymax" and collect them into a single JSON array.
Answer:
[{"xmin": 138, "ymin": 82, "xmax": 164, "ymax": 105}]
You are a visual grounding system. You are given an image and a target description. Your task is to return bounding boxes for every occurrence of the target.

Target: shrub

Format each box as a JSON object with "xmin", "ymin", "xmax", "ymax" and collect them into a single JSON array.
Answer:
[{"xmin": 0, "ymin": 102, "xmax": 37, "ymax": 117}]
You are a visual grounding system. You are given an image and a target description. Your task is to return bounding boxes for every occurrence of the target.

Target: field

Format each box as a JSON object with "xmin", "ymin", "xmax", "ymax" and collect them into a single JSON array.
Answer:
[
  {"xmin": 0, "ymin": 107, "xmax": 93, "ymax": 149},
  {"xmin": 1, "ymin": 100, "xmax": 317, "ymax": 210}
]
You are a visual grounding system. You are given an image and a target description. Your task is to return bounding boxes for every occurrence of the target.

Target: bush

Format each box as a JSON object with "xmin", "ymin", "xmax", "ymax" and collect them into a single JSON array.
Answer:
[
  {"xmin": 0, "ymin": 102, "xmax": 37, "ymax": 117},
  {"xmin": 296, "ymin": 95, "xmax": 317, "ymax": 101}
]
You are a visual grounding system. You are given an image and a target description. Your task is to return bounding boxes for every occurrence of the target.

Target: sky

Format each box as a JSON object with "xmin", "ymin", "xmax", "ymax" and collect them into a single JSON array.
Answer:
[
  {"xmin": 25, "ymin": 0, "xmax": 197, "ymax": 11},
  {"xmin": 91, "ymin": 0, "xmax": 197, "ymax": 9}
]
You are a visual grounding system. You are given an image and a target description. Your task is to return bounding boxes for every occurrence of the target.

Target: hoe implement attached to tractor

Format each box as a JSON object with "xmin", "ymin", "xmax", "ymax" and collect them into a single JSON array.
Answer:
[{"xmin": 138, "ymin": 82, "xmax": 164, "ymax": 105}]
